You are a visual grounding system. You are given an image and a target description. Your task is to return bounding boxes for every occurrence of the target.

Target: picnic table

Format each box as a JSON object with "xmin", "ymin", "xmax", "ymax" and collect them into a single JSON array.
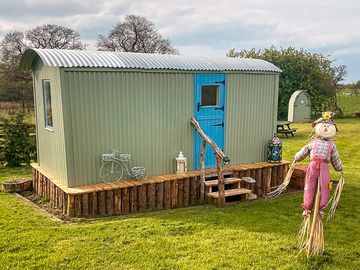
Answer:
[{"xmin": 277, "ymin": 121, "xmax": 297, "ymax": 137}]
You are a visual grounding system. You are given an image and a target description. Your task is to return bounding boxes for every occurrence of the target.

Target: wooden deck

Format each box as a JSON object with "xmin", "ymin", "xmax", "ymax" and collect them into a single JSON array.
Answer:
[{"xmin": 31, "ymin": 161, "xmax": 291, "ymax": 218}]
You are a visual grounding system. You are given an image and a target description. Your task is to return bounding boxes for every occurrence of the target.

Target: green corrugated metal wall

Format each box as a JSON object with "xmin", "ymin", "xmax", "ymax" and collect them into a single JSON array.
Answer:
[
  {"xmin": 33, "ymin": 62, "xmax": 68, "ymax": 185},
  {"xmin": 33, "ymin": 64, "xmax": 279, "ymax": 187},
  {"xmin": 61, "ymin": 70, "xmax": 194, "ymax": 187},
  {"xmin": 225, "ymin": 73, "xmax": 279, "ymax": 163}
]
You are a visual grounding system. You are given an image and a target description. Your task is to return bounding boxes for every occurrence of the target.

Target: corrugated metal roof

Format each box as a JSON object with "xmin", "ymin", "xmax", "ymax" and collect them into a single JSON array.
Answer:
[{"xmin": 20, "ymin": 48, "xmax": 282, "ymax": 73}]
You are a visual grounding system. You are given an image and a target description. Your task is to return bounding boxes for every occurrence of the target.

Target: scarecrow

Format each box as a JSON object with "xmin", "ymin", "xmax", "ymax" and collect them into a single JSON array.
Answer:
[{"xmin": 267, "ymin": 112, "xmax": 344, "ymax": 258}]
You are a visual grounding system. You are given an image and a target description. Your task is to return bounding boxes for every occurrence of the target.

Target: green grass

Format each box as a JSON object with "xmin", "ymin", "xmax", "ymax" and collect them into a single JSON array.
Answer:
[
  {"xmin": 337, "ymin": 89, "xmax": 360, "ymax": 116},
  {"xmin": 1, "ymin": 119, "xmax": 360, "ymax": 269}
]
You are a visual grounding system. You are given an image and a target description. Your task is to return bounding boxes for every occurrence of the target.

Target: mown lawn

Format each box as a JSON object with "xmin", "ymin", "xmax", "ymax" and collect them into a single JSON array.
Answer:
[{"xmin": 1, "ymin": 119, "xmax": 359, "ymax": 270}]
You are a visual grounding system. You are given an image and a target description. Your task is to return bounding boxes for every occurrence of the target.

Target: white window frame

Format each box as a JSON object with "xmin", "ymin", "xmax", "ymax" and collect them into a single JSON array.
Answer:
[{"xmin": 42, "ymin": 79, "xmax": 53, "ymax": 131}]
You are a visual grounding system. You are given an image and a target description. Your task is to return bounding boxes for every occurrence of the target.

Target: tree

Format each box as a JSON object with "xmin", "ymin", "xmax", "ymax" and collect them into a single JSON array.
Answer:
[
  {"xmin": 351, "ymin": 81, "xmax": 360, "ymax": 97},
  {"xmin": 97, "ymin": 15, "xmax": 178, "ymax": 54},
  {"xmin": 0, "ymin": 32, "xmax": 32, "ymax": 106},
  {"xmin": 25, "ymin": 24, "xmax": 86, "ymax": 50},
  {"xmin": 0, "ymin": 25, "xmax": 87, "ymax": 106},
  {"xmin": 227, "ymin": 47, "xmax": 347, "ymax": 117}
]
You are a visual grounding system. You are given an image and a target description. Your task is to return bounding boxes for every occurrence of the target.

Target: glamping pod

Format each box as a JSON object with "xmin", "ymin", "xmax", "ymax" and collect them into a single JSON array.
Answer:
[{"xmin": 288, "ymin": 90, "xmax": 311, "ymax": 123}]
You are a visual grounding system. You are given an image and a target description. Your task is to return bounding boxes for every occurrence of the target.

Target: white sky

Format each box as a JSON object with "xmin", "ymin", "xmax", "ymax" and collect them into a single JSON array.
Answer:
[{"xmin": 1, "ymin": 0, "xmax": 359, "ymax": 82}]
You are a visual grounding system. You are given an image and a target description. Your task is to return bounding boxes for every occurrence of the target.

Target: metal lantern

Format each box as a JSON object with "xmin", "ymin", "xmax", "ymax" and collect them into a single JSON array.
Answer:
[
  {"xmin": 267, "ymin": 135, "xmax": 282, "ymax": 163},
  {"xmin": 175, "ymin": 151, "xmax": 187, "ymax": 174}
]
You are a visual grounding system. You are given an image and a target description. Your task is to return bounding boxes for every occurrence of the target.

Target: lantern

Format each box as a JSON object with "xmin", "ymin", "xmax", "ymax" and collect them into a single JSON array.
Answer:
[
  {"xmin": 267, "ymin": 134, "xmax": 282, "ymax": 163},
  {"xmin": 175, "ymin": 151, "xmax": 187, "ymax": 174}
]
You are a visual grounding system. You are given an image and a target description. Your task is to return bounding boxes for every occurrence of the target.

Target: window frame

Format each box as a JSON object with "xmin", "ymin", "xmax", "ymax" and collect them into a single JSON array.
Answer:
[
  {"xmin": 42, "ymin": 79, "xmax": 54, "ymax": 131},
  {"xmin": 201, "ymin": 84, "xmax": 220, "ymax": 107}
]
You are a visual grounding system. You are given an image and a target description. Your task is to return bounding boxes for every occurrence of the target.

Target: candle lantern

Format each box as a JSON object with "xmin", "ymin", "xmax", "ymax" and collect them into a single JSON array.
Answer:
[{"xmin": 175, "ymin": 151, "xmax": 187, "ymax": 174}]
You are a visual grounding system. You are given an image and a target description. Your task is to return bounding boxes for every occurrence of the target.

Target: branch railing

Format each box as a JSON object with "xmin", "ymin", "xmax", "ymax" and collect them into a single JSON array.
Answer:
[{"xmin": 190, "ymin": 117, "xmax": 230, "ymax": 206}]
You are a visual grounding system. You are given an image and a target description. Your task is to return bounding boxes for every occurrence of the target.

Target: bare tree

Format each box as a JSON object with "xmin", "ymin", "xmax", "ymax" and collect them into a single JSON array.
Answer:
[
  {"xmin": 25, "ymin": 24, "xmax": 87, "ymax": 49},
  {"xmin": 0, "ymin": 25, "xmax": 87, "ymax": 106},
  {"xmin": 0, "ymin": 32, "xmax": 32, "ymax": 107},
  {"xmin": 97, "ymin": 15, "xmax": 178, "ymax": 54},
  {"xmin": 330, "ymin": 65, "xmax": 347, "ymax": 115}
]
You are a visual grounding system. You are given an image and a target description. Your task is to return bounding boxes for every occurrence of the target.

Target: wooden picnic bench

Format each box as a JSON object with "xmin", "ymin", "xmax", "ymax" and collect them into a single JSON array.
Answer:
[{"xmin": 277, "ymin": 121, "xmax": 297, "ymax": 137}]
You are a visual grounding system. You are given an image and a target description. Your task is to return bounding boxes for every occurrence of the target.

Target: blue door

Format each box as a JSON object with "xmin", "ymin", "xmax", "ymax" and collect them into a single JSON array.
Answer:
[{"xmin": 194, "ymin": 73, "xmax": 226, "ymax": 169}]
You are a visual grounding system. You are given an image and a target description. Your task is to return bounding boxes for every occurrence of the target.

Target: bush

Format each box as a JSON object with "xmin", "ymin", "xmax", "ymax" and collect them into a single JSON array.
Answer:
[{"xmin": 0, "ymin": 111, "xmax": 36, "ymax": 166}]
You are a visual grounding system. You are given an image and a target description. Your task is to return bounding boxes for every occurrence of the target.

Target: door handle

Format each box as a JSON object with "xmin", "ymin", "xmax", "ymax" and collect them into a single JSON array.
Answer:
[
  {"xmin": 215, "ymin": 106, "xmax": 224, "ymax": 111},
  {"xmin": 197, "ymin": 102, "xmax": 200, "ymax": 112},
  {"xmin": 213, "ymin": 122, "xmax": 224, "ymax": 127}
]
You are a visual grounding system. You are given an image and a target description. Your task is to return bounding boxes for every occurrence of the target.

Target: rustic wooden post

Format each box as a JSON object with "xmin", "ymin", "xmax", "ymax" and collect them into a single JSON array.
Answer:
[
  {"xmin": 82, "ymin": 193, "xmax": 89, "ymax": 217},
  {"xmin": 271, "ymin": 166, "xmax": 278, "ymax": 189},
  {"xmin": 171, "ymin": 180, "xmax": 178, "ymax": 208},
  {"xmin": 255, "ymin": 169, "xmax": 262, "ymax": 196},
  {"xmin": 183, "ymin": 178, "xmax": 190, "ymax": 207},
  {"xmin": 91, "ymin": 192, "xmax": 98, "ymax": 216},
  {"xmin": 266, "ymin": 167, "xmax": 272, "ymax": 193},
  {"xmin": 277, "ymin": 164, "xmax": 284, "ymax": 186},
  {"xmin": 137, "ymin": 185, "xmax": 146, "ymax": 212},
  {"xmin": 216, "ymin": 155, "xmax": 226, "ymax": 207},
  {"xmin": 114, "ymin": 189, "xmax": 122, "ymax": 215},
  {"xmin": 67, "ymin": 194, "xmax": 75, "ymax": 218},
  {"xmin": 164, "ymin": 180, "xmax": 171, "ymax": 209},
  {"xmin": 129, "ymin": 187, "xmax": 138, "ymax": 213},
  {"xmin": 199, "ymin": 139, "xmax": 207, "ymax": 201},
  {"xmin": 156, "ymin": 182, "xmax": 164, "ymax": 210},
  {"xmin": 178, "ymin": 179, "xmax": 184, "ymax": 207},
  {"xmin": 106, "ymin": 190, "xmax": 114, "ymax": 215},
  {"xmin": 191, "ymin": 117, "xmax": 229, "ymax": 206},
  {"xmin": 98, "ymin": 191, "xmax": 106, "ymax": 216},
  {"xmin": 147, "ymin": 183, "xmax": 156, "ymax": 211}
]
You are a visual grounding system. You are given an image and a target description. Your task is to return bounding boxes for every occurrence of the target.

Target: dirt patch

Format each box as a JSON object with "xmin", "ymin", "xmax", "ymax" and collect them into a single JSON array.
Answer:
[{"xmin": 18, "ymin": 191, "xmax": 70, "ymax": 221}]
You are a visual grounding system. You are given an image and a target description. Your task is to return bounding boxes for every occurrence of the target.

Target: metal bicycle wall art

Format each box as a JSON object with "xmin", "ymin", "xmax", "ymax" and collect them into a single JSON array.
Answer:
[{"xmin": 99, "ymin": 150, "xmax": 146, "ymax": 183}]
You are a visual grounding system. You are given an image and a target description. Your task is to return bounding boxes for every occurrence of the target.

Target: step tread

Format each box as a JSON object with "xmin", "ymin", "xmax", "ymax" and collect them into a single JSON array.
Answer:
[
  {"xmin": 204, "ymin": 177, "xmax": 242, "ymax": 187},
  {"xmin": 207, "ymin": 188, "xmax": 252, "ymax": 198}
]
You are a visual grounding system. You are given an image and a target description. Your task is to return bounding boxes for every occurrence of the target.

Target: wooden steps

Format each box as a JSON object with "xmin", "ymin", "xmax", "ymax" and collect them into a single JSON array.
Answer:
[
  {"xmin": 207, "ymin": 188, "xmax": 252, "ymax": 199},
  {"xmin": 205, "ymin": 177, "xmax": 243, "ymax": 187},
  {"xmin": 205, "ymin": 176, "xmax": 255, "ymax": 201}
]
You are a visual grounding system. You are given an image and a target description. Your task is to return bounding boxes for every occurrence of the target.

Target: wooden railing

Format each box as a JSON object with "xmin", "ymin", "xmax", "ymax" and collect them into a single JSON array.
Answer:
[{"xmin": 190, "ymin": 117, "xmax": 230, "ymax": 206}]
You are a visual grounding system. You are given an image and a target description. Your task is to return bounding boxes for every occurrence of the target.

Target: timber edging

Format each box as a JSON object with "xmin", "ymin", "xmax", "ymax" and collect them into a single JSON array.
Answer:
[{"xmin": 31, "ymin": 161, "xmax": 291, "ymax": 218}]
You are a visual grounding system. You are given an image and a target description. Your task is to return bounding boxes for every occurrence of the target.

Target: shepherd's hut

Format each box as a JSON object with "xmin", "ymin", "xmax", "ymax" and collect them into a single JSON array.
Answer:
[{"xmin": 20, "ymin": 49, "xmax": 289, "ymax": 217}]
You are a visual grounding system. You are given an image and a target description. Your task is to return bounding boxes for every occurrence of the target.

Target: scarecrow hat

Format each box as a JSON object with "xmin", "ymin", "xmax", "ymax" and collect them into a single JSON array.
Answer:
[{"xmin": 311, "ymin": 111, "xmax": 338, "ymax": 130}]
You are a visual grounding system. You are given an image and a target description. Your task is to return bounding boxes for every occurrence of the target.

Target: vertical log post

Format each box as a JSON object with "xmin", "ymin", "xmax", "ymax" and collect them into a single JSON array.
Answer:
[
  {"xmin": 265, "ymin": 167, "xmax": 272, "ymax": 193},
  {"xmin": 216, "ymin": 155, "xmax": 225, "ymax": 207},
  {"xmin": 191, "ymin": 117, "xmax": 229, "ymax": 206},
  {"xmin": 199, "ymin": 139, "xmax": 207, "ymax": 201},
  {"xmin": 255, "ymin": 169, "xmax": 262, "ymax": 196}
]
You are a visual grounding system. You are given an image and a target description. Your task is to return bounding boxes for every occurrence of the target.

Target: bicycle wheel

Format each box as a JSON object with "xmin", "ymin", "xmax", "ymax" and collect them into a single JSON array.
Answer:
[{"xmin": 99, "ymin": 160, "xmax": 123, "ymax": 183}]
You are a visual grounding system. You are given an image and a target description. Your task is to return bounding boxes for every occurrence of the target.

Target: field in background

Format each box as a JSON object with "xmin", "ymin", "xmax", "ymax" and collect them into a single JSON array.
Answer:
[
  {"xmin": 0, "ymin": 118, "xmax": 359, "ymax": 269},
  {"xmin": 337, "ymin": 88, "xmax": 360, "ymax": 117}
]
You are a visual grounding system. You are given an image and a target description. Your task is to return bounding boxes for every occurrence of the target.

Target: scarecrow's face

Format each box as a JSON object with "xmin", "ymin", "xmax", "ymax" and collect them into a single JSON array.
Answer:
[{"xmin": 315, "ymin": 122, "xmax": 336, "ymax": 139}]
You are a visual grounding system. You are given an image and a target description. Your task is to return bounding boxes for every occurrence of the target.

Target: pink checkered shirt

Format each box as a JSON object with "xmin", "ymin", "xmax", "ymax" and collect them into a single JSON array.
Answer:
[{"xmin": 295, "ymin": 138, "xmax": 343, "ymax": 171}]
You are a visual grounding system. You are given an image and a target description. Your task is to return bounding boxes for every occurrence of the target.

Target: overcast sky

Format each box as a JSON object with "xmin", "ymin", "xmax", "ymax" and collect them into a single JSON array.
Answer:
[{"xmin": 0, "ymin": 0, "xmax": 359, "ymax": 83}]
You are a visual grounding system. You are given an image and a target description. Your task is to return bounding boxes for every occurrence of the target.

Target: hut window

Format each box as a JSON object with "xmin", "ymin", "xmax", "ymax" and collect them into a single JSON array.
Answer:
[
  {"xmin": 42, "ymin": 80, "xmax": 53, "ymax": 130},
  {"xmin": 201, "ymin": 85, "xmax": 219, "ymax": 106}
]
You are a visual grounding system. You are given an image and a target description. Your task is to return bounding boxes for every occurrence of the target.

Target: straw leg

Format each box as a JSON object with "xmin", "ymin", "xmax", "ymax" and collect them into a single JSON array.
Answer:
[{"xmin": 307, "ymin": 178, "xmax": 321, "ymax": 258}]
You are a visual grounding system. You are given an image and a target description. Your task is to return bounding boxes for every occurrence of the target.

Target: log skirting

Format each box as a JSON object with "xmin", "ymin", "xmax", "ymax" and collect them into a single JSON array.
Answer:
[{"xmin": 31, "ymin": 161, "xmax": 291, "ymax": 218}]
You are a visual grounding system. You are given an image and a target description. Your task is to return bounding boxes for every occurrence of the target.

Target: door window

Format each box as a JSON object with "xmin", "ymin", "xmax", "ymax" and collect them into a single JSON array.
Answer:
[{"xmin": 201, "ymin": 85, "xmax": 219, "ymax": 107}]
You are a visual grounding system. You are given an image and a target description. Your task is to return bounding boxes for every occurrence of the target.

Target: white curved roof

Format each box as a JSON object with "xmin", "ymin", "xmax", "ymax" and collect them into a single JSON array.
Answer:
[{"xmin": 20, "ymin": 49, "xmax": 282, "ymax": 73}]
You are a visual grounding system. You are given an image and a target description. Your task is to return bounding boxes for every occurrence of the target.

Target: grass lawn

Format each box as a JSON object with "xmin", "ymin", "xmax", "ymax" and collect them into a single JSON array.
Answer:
[
  {"xmin": 1, "ymin": 119, "xmax": 360, "ymax": 269},
  {"xmin": 337, "ymin": 88, "xmax": 360, "ymax": 116}
]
